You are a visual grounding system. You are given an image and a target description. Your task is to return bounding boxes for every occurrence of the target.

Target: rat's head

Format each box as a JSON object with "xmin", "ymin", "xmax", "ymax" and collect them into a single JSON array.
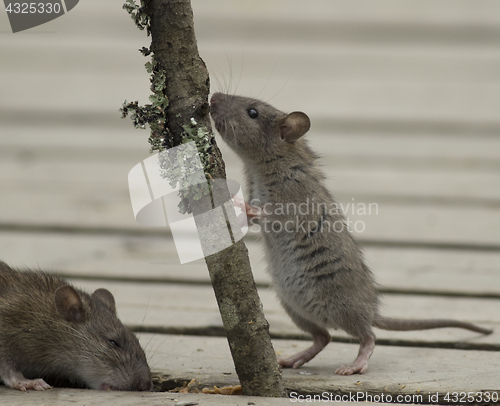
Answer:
[
  {"xmin": 54, "ymin": 286, "xmax": 152, "ymax": 391},
  {"xmin": 210, "ymin": 93, "xmax": 310, "ymax": 162}
]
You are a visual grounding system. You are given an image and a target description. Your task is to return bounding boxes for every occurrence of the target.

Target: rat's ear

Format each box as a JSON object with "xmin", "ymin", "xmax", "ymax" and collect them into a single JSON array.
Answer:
[
  {"xmin": 279, "ymin": 112, "xmax": 310, "ymax": 142},
  {"xmin": 55, "ymin": 286, "xmax": 85, "ymax": 323},
  {"xmin": 92, "ymin": 288, "xmax": 116, "ymax": 315}
]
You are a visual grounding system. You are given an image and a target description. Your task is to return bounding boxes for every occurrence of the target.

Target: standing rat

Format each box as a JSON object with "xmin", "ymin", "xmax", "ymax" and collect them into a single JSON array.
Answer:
[
  {"xmin": 0, "ymin": 261, "xmax": 152, "ymax": 391},
  {"xmin": 210, "ymin": 92, "xmax": 493, "ymax": 375}
]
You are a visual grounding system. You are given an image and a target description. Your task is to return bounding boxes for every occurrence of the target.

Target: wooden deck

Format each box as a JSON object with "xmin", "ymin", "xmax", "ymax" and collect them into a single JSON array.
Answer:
[{"xmin": 1, "ymin": 0, "xmax": 499, "ymax": 404}]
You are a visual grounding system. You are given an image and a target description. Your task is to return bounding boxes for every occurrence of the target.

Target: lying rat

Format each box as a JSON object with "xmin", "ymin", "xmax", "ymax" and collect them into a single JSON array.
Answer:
[
  {"xmin": 0, "ymin": 261, "xmax": 152, "ymax": 391},
  {"xmin": 210, "ymin": 92, "xmax": 492, "ymax": 375}
]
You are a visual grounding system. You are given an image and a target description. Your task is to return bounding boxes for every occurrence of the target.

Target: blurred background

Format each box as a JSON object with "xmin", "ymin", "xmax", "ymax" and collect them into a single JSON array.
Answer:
[{"xmin": 0, "ymin": 1, "xmax": 499, "ymax": 320}]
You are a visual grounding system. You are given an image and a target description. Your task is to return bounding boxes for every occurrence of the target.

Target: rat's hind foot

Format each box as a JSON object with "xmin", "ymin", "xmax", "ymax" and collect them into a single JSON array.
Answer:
[
  {"xmin": 335, "ymin": 359, "xmax": 369, "ymax": 375},
  {"xmin": 278, "ymin": 329, "xmax": 331, "ymax": 369},
  {"xmin": 2, "ymin": 369, "xmax": 51, "ymax": 391},
  {"xmin": 279, "ymin": 346, "xmax": 318, "ymax": 369},
  {"xmin": 335, "ymin": 334, "xmax": 375, "ymax": 376}
]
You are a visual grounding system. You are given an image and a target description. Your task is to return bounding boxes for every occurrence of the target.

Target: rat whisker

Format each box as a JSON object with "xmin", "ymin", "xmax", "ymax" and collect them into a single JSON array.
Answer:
[
  {"xmin": 265, "ymin": 74, "xmax": 291, "ymax": 104},
  {"xmin": 256, "ymin": 59, "xmax": 280, "ymax": 101}
]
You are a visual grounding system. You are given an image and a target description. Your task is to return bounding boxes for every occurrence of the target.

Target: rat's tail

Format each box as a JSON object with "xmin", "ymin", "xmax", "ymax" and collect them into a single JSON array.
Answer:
[{"xmin": 373, "ymin": 316, "xmax": 492, "ymax": 335}]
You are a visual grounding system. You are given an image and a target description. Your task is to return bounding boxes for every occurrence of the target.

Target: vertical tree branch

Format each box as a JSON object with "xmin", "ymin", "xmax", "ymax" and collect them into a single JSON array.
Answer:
[{"xmin": 139, "ymin": 0, "xmax": 286, "ymax": 397}]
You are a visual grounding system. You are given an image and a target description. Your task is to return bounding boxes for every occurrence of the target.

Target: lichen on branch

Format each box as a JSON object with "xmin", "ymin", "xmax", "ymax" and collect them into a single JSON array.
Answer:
[
  {"xmin": 123, "ymin": 0, "xmax": 151, "ymax": 34},
  {"xmin": 120, "ymin": 54, "xmax": 171, "ymax": 152},
  {"xmin": 120, "ymin": 0, "xmax": 214, "ymax": 212}
]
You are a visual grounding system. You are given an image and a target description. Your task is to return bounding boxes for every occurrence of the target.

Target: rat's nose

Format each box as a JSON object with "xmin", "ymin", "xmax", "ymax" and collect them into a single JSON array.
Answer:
[
  {"xmin": 131, "ymin": 375, "xmax": 152, "ymax": 391},
  {"xmin": 210, "ymin": 92, "xmax": 223, "ymax": 106}
]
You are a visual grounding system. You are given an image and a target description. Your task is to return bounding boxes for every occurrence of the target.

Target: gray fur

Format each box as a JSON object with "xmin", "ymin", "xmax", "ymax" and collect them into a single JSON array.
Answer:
[
  {"xmin": 0, "ymin": 261, "xmax": 151, "ymax": 391},
  {"xmin": 210, "ymin": 92, "xmax": 492, "ymax": 375}
]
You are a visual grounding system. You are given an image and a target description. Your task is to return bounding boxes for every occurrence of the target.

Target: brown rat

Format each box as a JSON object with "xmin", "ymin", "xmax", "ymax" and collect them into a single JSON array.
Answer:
[
  {"xmin": 0, "ymin": 261, "xmax": 152, "ymax": 391},
  {"xmin": 210, "ymin": 92, "xmax": 493, "ymax": 375}
]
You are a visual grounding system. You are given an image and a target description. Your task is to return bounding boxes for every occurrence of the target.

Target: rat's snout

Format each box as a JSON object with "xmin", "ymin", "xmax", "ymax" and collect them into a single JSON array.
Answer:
[
  {"xmin": 134, "ymin": 377, "xmax": 153, "ymax": 392},
  {"xmin": 209, "ymin": 92, "xmax": 224, "ymax": 108}
]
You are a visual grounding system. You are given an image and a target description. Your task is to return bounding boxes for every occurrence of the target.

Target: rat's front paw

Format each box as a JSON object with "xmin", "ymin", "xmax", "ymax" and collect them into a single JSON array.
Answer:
[
  {"xmin": 231, "ymin": 194, "xmax": 246, "ymax": 211},
  {"xmin": 232, "ymin": 196, "xmax": 263, "ymax": 222},
  {"xmin": 2, "ymin": 369, "xmax": 52, "ymax": 392},
  {"xmin": 12, "ymin": 378, "xmax": 52, "ymax": 392}
]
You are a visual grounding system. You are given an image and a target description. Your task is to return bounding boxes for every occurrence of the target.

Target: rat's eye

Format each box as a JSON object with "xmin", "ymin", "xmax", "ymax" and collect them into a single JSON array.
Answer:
[
  {"xmin": 109, "ymin": 339, "xmax": 121, "ymax": 348},
  {"xmin": 247, "ymin": 108, "xmax": 259, "ymax": 119}
]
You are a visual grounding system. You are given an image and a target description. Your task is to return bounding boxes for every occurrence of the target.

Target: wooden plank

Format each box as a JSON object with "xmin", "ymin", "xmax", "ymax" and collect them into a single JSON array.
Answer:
[
  {"xmin": 65, "ymin": 279, "xmax": 499, "ymax": 346},
  {"xmin": 3, "ymin": 182, "xmax": 498, "ymax": 245},
  {"xmin": 1, "ymin": 135, "xmax": 498, "ymax": 213},
  {"xmin": 3, "ymin": 334, "xmax": 498, "ymax": 404},
  {"xmin": 0, "ymin": 180, "xmax": 141, "ymax": 229},
  {"xmin": 3, "ymin": 57, "xmax": 499, "ymax": 128},
  {"xmin": 0, "ymin": 231, "xmax": 200, "ymax": 282},
  {"xmin": 0, "ymin": 389, "xmax": 298, "ymax": 406},
  {"xmin": 200, "ymin": 46, "xmax": 500, "ymax": 83},
  {"xmin": 220, "ymin": 133, "xmax": 500, "ymax": 219},
  {"xmin": 5, "ymin": 5, "xmax": 500, "ymax": 91},
  {"xmin": 206, "ymin": 78, "xmax": 500, "ymax": 123},
  {"xmin": 275, "ymin": 340, "xmax": 500, "ymax": 402},
  {"xmin": 343, "ymin": 203, "xmax": 500, "ymax": 246},
  {"xmin": 192, "ymin": 0, "xmax": 500, "ymax": 25},
  {"xmin": 137, "ymin": 333, "xmax": 500, "ymax": 401},
  {"xmin": 2, "ymin": 0, "xmax": 499, "ymax": 249},
  {"xmin": 129, "ymin": 333, "xmax": 500, "ymax": 400},
  {"xmin": 0, "ymin": 388, "xmax": 304, "ymax": 406},
  {"xmin": 2, "ymin": 134, "xmax": 499, "ymax": 193},
  {"xmin": 1, "ymin": 135, "xmax": 498, "ymax": 204},
  {"xmin": 1, "ymin": 138, "xmax": 499, "ymax": 244},
  {"xmin": 3, "ymin": 125, "xmax": 500, "ymax": 162},
  {"xmin": 364, "ymin": 246, "xmax": 500, "ymax": 296},
  {"xmin": 304, "ymin": 134, "xmax": 500, "ymax": 168},
  {"xmin": 201, "ymin": 56, "xmax": 500, "ymax": 126},
  {"xmin": 3, "ymin": 70, "xmax": 499, "ymax": 123},
  {"xmin": 1, "ymin": 153, "xmax": 499, "ymax": 208},
  {"xmin": 0, "ymin": 126, "xmax": 145, "ymax": 150},
  {"xmin": 2, "ymin": 232, "xmax": 499, "ymax": 296},
  {"xmin": 5, "ymin": 0, "xmax": 500, "ymax": 38},
  {"xmin": 101, "ymin": 333, "xmax": 500, "ymax": 400},
  {"xmin": 4, "ymin": 124, "xmax": 498, "ymax": 165},
  {"xmin": 3, "ymin": 0, "xmax": 500, "ymax": 122},
  {"xmin": 3, "ymin": 27, "xmax": 500, "ymax": 123},
  {"xmin": 329, "ymin": 171, "xmax": 500, "ymax": 203},
  {"xmin": 4, "ymin": 43, "xmax": 500, "ymax": 102}
]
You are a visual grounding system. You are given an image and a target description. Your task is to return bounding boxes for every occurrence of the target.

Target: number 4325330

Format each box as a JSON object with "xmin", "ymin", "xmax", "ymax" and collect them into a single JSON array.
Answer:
[{"xmin": 5, "ymin": 3, "xmax": 62, "ymax": 14}]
